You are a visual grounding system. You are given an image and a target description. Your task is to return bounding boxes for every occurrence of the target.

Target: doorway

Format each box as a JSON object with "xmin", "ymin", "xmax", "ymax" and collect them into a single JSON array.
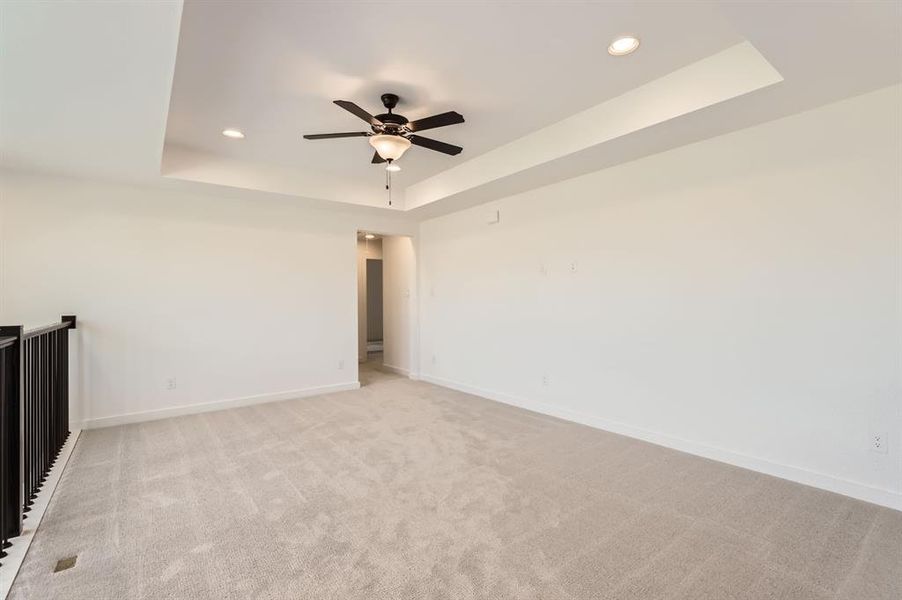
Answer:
[
  {"xmin": 356, "ymin": 231, "xmax": 417, "ymax": 386},
  {"xmin": 357, "ymin": 232, "xmax": 387, "ymax": 385}
]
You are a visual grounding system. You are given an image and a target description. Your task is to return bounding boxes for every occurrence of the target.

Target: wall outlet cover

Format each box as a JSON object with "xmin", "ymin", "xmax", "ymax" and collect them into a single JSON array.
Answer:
[{"xmin": 870, "ymin": 431, "xmax": 889, "ymax": 454}]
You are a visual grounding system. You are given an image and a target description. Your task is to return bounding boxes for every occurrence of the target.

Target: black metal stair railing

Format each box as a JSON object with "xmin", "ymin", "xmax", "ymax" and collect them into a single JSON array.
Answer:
[
  {"xmin": 0, "ymin": 333, "xmax": 20, "ymax": 566},
  {"xmin": 0, "ymin": 316, "xmax": 76, "ymax": 568}
]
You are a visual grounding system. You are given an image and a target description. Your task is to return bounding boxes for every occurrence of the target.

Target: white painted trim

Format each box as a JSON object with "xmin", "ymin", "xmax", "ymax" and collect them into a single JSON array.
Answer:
[
  {"xmin": 420, "ymin": 374, "xmax": 902, "ymax": 512},
  {"xmin": 1, "ymin": 430, "xmax": 81, "ymax": 599},
  {"xmin": 381, "ymin": 363, "xmax": 409, "ymax": 377},
  {"xmin": 80, "ymin": 382, "xmax": 361, "ymax": 429}
]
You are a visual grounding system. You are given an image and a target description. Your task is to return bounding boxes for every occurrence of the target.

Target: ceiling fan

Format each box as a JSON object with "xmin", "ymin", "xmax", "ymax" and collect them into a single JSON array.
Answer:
[{"xmin": 303, "ymin": 93, "xmax": 464, "ymax": 166}]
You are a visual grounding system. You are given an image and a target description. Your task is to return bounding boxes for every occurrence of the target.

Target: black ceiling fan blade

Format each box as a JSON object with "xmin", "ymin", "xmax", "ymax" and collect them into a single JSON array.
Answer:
[
  {"xmin": 303, "ymin": 132, "xmax": 370, "ymax": 140},
  {"xmin": 334, "ymin": 100, "xmax": 382, "ymax": 126},
  {"xmin": 371, "ymin": 151, "xmax": 386, "ymax": 164},
  {"xmin": 408, "ymin": 134, "xmax": 463, "ymax": 156},
  {"xmin": 406, "ymin": 111, "xmax": 464, "ymax": 132}
]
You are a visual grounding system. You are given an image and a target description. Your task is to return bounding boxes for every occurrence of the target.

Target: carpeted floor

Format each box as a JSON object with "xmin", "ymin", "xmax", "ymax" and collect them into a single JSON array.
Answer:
[{"xmin": 9, "ymin": 359, "xmax": 902, "ymax": 599}]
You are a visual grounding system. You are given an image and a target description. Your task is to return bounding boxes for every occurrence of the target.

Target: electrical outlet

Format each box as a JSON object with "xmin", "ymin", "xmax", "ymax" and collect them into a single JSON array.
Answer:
[
  {"xmin": 166, "ymin": 377, "xmax": 177, "ymax": 390},
  {"xmin": 338, "ymin": 359, "xmax": 345, "ymax": 370},
  {"xmin": 539, "ymin": 263, "xmax": 548, "ymax": 276},
  {"xmin": 569, "ymin": 261, "xmax": 578, "ymax": 273},
  {"xmin": 870, "ymin": 431, "xmax": 888, "ymax": 454},
  {"xmin": 542, "ymin": 374, "xmax": 550, "ymax": 386},
  {"xmin": 432, "ymin": 354, "xmax": 437, "ymax": 365}
]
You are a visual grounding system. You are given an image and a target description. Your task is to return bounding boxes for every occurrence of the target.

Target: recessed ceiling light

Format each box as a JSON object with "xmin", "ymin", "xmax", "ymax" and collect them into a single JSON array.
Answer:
[
  {"xmin": 385, "ymin": 163, "xmax": 401, "ymax": 172},
  {"xmin": 222, "ymin": 128, "xmax": 245, "ymax": 139},
  {"xmin": 608, "ymin": 35, "xmax": 640, "ymax": 56},
  {"xmin": 364, "ymin": 233, "xmax": 376, "ymax": 239}
]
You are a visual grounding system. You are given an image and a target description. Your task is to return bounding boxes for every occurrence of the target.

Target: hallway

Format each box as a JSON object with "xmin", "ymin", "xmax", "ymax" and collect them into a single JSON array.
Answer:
[{"xmin": 358, "ymin": 352, "xmax": 402, "ymax": 387}]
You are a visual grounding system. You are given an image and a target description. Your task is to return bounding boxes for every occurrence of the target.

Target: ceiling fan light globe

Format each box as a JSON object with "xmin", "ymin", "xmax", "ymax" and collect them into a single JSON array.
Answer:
[{"xmin": 369, "ymin": 134, "xmax": 411, "ymax": 161}]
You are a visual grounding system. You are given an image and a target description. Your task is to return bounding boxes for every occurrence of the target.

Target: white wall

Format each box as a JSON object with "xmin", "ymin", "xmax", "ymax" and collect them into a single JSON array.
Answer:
[
  {"xmin": 0, "ymin": 171, "xmax": 413, "ymax": 428},
  {"xmin": 418, "ymin": 85, "xmax": 902, "ymax": 509},
  {"xmin": 382, "ymin": 236, "xmax": 417, "ymax": 376},
  {"xmin": 356, "ymin": 237, "xmax": 382, "ymax": 361}
]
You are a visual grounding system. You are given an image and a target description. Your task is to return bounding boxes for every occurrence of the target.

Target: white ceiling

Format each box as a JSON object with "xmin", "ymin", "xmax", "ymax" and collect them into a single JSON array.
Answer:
[
  {"xmin": 1, "ymin": 1, "xmax": 900, "ymax": 215},
  {"xmin": 0, "ymin": 1, "xmax": 181, "ymax": 182},
  {"xmin": 164, "ymin": 1, "xmax": 741, "ymax": 189}
]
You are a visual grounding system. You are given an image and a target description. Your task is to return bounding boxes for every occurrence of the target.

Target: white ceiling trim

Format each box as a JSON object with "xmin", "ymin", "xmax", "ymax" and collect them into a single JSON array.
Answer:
[
  {"xmin": 162, "ymin": 42, "xmax": 781, "ymax": 213},
  {"xmin": 406, "ymin": 42, "xmax": 782, "ymax": 212},
  {"xmin": 162, "ymin": 144, "xmax": 400, "ymax": 210}
]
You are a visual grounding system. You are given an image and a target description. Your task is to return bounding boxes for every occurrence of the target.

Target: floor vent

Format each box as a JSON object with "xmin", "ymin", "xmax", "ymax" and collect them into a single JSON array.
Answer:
[{"xmin": 53, "ymin": 556, "xmax": 77, "ymax": 573}]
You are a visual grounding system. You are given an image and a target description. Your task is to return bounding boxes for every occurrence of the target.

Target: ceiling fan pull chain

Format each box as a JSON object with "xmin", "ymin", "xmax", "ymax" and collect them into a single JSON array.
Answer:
[{"xmin": 386, "ymin": 168, "xmax": 391, "ymax": 206}]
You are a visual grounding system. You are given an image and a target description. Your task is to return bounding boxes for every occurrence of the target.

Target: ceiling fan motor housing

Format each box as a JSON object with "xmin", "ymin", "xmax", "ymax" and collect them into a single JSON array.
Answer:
[
  {"xmin": 375, "ymin": 93, "xmax": 408, "ymax": 132},
  {"xmin": 374, "ymin": 113, "xmax": 409, "ymax": 130},
  {"xmin": 374, "ymin": 93, "xmax": 408, "ymax": 133}
]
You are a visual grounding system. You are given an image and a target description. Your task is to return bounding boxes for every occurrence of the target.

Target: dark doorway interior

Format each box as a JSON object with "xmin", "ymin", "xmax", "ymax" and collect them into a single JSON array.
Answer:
[{"xmin": 366, "ymin": 259, "xmax": 383, "ymax": 352}]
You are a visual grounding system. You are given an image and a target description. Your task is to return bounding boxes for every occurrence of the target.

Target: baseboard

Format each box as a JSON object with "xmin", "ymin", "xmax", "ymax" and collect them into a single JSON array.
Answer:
[
  {"xmin": 80, "ymin": 382, "xmax": 361, "ymax": 429},
  {"xmin": 1, "ymin": 429, "xmax": 81, "ymax": 599},
  {"xmin": 420, "ymin": 374, "xmax": 902, "ymax": 512},
  {"xmin": 381, "ymin": 363, "xmax": 409, "ymax": 377}
]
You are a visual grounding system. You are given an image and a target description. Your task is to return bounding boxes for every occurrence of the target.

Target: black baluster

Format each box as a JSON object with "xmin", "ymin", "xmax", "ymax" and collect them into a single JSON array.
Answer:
[
  {"xmin": 1, "ymin": 343, "xmax": 8, "ymax": 563},
  {"xmin": 61, "ymin": 316, "xmax": 74, "ymax": 448},
  {"xmin": 0, "ymin": 326, "xmax": 24, "ymax": 538}
]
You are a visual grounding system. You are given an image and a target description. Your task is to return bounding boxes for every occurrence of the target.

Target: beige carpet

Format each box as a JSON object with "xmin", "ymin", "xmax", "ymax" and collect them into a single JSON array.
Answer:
[{"xmin": 9, "ymin": 361, "xmax": 902, "ymax": 599}]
